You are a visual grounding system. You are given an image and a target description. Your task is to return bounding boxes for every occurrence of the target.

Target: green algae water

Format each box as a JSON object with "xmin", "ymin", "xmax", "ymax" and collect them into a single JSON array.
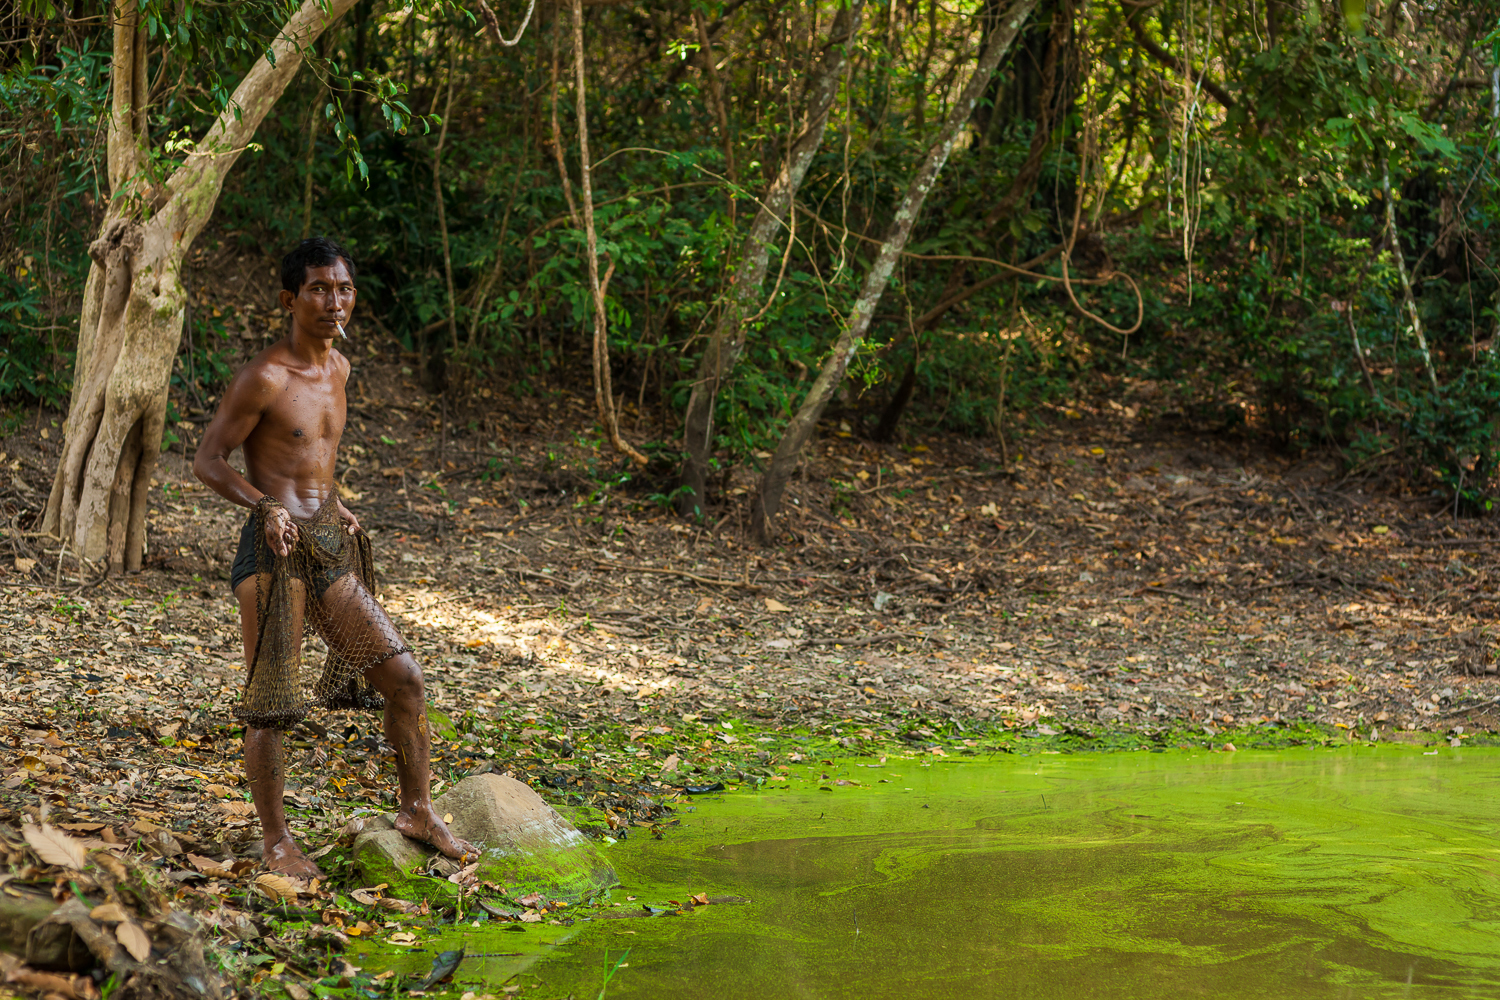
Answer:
[{"xmin": 368, "ymin": 746, "xmax": 1500, "ymax": 998}]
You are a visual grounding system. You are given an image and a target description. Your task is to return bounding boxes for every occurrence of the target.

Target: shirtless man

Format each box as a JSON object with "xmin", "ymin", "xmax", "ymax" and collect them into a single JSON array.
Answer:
[{"xmin": 194, "ymin": 237, "xmax": 473, "ymax": 876}]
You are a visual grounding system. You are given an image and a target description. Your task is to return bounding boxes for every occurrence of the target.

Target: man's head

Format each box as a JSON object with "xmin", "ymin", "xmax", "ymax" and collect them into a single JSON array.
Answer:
[
  {"xmin": 279, "ymin": 237, "xmax": 357, "ymax": 343},
  {"xmin": 281, "ymin": 237, "xmax": 356, "ymax": 295}
]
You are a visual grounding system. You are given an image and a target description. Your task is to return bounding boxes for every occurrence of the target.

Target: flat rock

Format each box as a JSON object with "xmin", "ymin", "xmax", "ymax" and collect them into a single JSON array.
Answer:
[{"xmin": 353, "ymin": 773, "xmax": 615, "ymax": 902}]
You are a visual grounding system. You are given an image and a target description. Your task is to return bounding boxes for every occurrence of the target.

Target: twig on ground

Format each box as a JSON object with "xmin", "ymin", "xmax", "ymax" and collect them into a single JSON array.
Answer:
[
  {"xmin": 804, "ymin": 631, "xmax": 949, "ymax": 649},
  {"xmin": 1135, "ymin": 586, "xmax": 1201, "ymax": 602},
  {"xmin": 592, "ymin": 561, "xmax": 762, "ymax": 590},
  {"xmin": 993, "ymin": 526, "xmax": 1038, "ymax": 553},
  {"xmin": 1440, "ymin": 696, "xmax": 1500, "ymax": 719}
]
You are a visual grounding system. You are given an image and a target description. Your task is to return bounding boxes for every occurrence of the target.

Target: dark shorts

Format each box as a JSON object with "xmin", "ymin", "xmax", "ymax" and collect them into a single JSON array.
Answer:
[{"xmin": 229, "ymin": 514, "xmax": 352, "ymax": 599}]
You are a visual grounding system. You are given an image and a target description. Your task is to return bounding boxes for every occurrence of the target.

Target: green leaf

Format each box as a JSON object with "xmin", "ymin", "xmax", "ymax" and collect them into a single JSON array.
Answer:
[{"xmin": 1341, "ymin": 0, "xmax": 1366, "ymax": 34}]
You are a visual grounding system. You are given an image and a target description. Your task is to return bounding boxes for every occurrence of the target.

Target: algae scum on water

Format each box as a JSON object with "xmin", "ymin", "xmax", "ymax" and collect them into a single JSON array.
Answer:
[{"xmin": 364, "ymin": 747, "xmax": 1500, "ymax": 998}]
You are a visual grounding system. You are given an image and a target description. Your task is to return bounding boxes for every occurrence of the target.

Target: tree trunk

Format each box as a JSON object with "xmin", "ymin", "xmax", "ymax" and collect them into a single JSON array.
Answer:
[
  {"xmin": 676, "ymin": 0, "xmax": 867, "ymax": 519},
  {"xmin": 42, "ymin": 0, "xmax": 359, "ymax": 575},
  {"xmin": 872, "ymin": 348, "xmax": 920, "ymax": 442},
  {"xmin": 749, "ymin": 0, "xmax": 1039, "ymax": 544}
]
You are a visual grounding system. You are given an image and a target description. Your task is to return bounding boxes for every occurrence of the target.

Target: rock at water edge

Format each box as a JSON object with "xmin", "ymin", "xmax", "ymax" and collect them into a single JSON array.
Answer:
[{"xmin": 353, "ymin": 773, "xmax": 616, "ymax": 902}]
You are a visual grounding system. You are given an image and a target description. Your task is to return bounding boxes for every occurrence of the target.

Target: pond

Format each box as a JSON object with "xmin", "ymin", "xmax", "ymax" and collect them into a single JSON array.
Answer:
[{"xmin": 364, "ymin": 745, "xmax": 1500, "ymax": 998}]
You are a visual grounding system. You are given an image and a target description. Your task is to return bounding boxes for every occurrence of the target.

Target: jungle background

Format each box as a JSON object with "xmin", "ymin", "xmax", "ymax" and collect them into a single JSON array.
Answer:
[
  {"xmin": 4, "ymin": 0, "xmax": 1500, "ymax": 510},
  {"xmin": 3, "ymin": 2, "xmax": 1500, "ymax": 996}
]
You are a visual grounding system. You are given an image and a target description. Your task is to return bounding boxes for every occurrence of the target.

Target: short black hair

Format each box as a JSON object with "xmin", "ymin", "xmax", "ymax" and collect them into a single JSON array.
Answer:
[{"xmin": 281, "ymin": 237, "xmax": 357, "ymax": 294}]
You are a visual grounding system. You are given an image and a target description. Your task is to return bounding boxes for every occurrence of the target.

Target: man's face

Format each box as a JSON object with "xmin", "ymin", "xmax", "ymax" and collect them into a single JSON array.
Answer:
[{"xmin": 279, "ymin": 259, "xmax": 356, "ymax": 341}]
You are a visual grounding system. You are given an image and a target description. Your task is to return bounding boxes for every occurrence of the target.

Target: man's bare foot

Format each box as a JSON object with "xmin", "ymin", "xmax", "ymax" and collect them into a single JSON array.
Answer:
[
  {"xmin": 265, "ymin": 831, "xmax": 326, "ymax": 878},
  {"xmin": 395, "ymin": 804, "xmax": 477, "ymax": 861}
]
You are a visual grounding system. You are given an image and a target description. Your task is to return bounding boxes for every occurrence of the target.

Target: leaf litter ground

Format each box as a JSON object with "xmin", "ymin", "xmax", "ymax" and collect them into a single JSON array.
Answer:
[{"xmin": 1, "ymin": 373, "xmax": 1498, "ymax": 997}]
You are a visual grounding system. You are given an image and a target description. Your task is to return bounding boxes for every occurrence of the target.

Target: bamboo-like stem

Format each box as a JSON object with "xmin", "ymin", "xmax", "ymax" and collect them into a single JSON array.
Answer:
[
  {"xmin": 694, "ymin": 10, "xmax": 737, "ymax": 226},
  {"xmin": 1382, "ymin": 158, "xmax": 1439, "ymax": 392},
  {"xmin": 434, "ymin": 52, "xmax": 458, "ymax": 355},
  {"xmin": 300, "ymin": 87, "xmax": 325, "ymax": 238},
  {"xmin": 571, "ymin": 0, "xmax": 647, "ymax": 465}
]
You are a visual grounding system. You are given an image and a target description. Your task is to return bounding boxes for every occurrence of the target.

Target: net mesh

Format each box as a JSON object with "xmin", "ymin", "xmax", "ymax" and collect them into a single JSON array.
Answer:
[{"xmin": 237, "ymin": 497, "xmax": 408, "ymax": 730}]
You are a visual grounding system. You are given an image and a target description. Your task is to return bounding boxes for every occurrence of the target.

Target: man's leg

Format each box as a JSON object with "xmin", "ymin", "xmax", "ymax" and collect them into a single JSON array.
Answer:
[
  {"xmin": 237, "ymin": 576, "xmax": 324, "ymax": 877},
  {"xmin": 317, "ymin": 573, "xmax": 474, "ymax": 860},
  {"xmin": 364, "ymin": 650, "xmax": 475, "ymax": 859}
]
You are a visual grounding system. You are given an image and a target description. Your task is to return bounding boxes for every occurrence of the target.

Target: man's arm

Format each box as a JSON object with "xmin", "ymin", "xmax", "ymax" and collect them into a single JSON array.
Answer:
[{"xmin": 193, "ymin": 364, "xmax": 297, "ymax": 556}]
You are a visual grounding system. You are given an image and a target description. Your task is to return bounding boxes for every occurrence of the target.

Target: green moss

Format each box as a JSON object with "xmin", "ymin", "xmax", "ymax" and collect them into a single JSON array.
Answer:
[
  {"xmin": 350, "ymin": 835, "xmax": 460, "ymax": 904},
  {"xmin": 353, "ymin": 828, "xmax": 615, "ymax": 905},
  {"xmin": 554, "ymin": 803, "xmax": 613, "ymax": 837}
]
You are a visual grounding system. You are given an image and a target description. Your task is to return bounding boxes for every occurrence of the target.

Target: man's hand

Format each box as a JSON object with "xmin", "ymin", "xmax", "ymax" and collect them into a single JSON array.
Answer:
[
  {"xmin": 264, "ymin": 505, "xmax": 298, "ymax": 557},
  {"xmin": 336, "ymin": 499, "xmax": 362, "ymax": 536}
]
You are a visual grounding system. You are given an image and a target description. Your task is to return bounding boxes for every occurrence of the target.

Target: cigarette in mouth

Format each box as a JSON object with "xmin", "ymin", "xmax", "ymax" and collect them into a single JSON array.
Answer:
[{"xmin": 336, "ymin": 322, "xmax": 347, "ymax": 339}]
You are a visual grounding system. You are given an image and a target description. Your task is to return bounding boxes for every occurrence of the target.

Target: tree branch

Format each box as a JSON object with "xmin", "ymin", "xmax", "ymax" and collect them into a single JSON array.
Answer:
[
  {"xmin": 1122, "ymin": 4, "xmax": 1237, "ymax": 113},
  {"xmin": 172, "ymin": 0, "xmax": 359, "ymax": 201}
]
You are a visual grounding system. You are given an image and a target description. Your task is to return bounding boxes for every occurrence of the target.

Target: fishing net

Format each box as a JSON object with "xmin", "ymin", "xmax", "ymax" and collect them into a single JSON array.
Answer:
[{"xmin": 237, "ymin": 496, "xmax": 408, "ymax": 730}]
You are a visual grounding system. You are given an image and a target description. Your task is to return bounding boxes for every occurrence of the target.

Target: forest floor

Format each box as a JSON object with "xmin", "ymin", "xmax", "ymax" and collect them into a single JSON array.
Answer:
[{"xmin": 0, "ymin": 352, "xmax": 1498, "ymax": 994}]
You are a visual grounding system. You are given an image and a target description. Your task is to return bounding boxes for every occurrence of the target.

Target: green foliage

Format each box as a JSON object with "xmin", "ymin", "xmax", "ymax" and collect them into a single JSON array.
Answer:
[{"xmin": 5, "ymin": 0, "xmax": 1498, "ymax": 510}]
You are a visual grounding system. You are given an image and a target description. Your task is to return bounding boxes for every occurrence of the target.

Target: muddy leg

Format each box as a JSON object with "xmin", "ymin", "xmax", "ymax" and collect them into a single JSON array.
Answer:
[
  {"xmin": 237, "ymin": 576, "xmax": 323, "ymax": 878},
  {"xmin": 364, "ymin": 650, "xmax": 476, "ymax": 861},
  {"xmin": 315, "ymin": 573, "xmax": 475, "ymax": 860}
]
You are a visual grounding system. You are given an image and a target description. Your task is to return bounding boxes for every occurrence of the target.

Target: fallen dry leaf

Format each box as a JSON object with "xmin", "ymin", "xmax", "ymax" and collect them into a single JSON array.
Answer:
[
  {"xmin": 4, "ymin": 966, "xmax": 95, "ymax": 1000},
  {"xmin": 374, "ymin": 896, "xmax": 415, "ymax": 913},
  {"xmin": 142, "ymin": 829, "xmax": 184, "ymax": 857},
  {"xmin": 253, "ymin": 872, "xmax": 298, "ymax": 904},
  {"xmin": 91, "ymin": 852, "xmax": 127, "ymax": 880},
  {"xmin": 89, "ymin": 902, "xmax": 129, "ymax": 923},
  {"xmin": 115, "ymin": 920, "xmax": 151, "ymax": 962},
  {"xmin": 22, "ymin": 822, "xmax": 87, "ymax": 869},
  {"xmin": 764, "ymin": 598, "xmax": 791, "ymax": 612}
]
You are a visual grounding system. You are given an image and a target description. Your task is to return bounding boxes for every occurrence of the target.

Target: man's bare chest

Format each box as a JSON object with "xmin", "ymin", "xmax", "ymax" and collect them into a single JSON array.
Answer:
[{"xmin": 259, "ymin": 377, "xmax": 346, "ymax": 445}]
